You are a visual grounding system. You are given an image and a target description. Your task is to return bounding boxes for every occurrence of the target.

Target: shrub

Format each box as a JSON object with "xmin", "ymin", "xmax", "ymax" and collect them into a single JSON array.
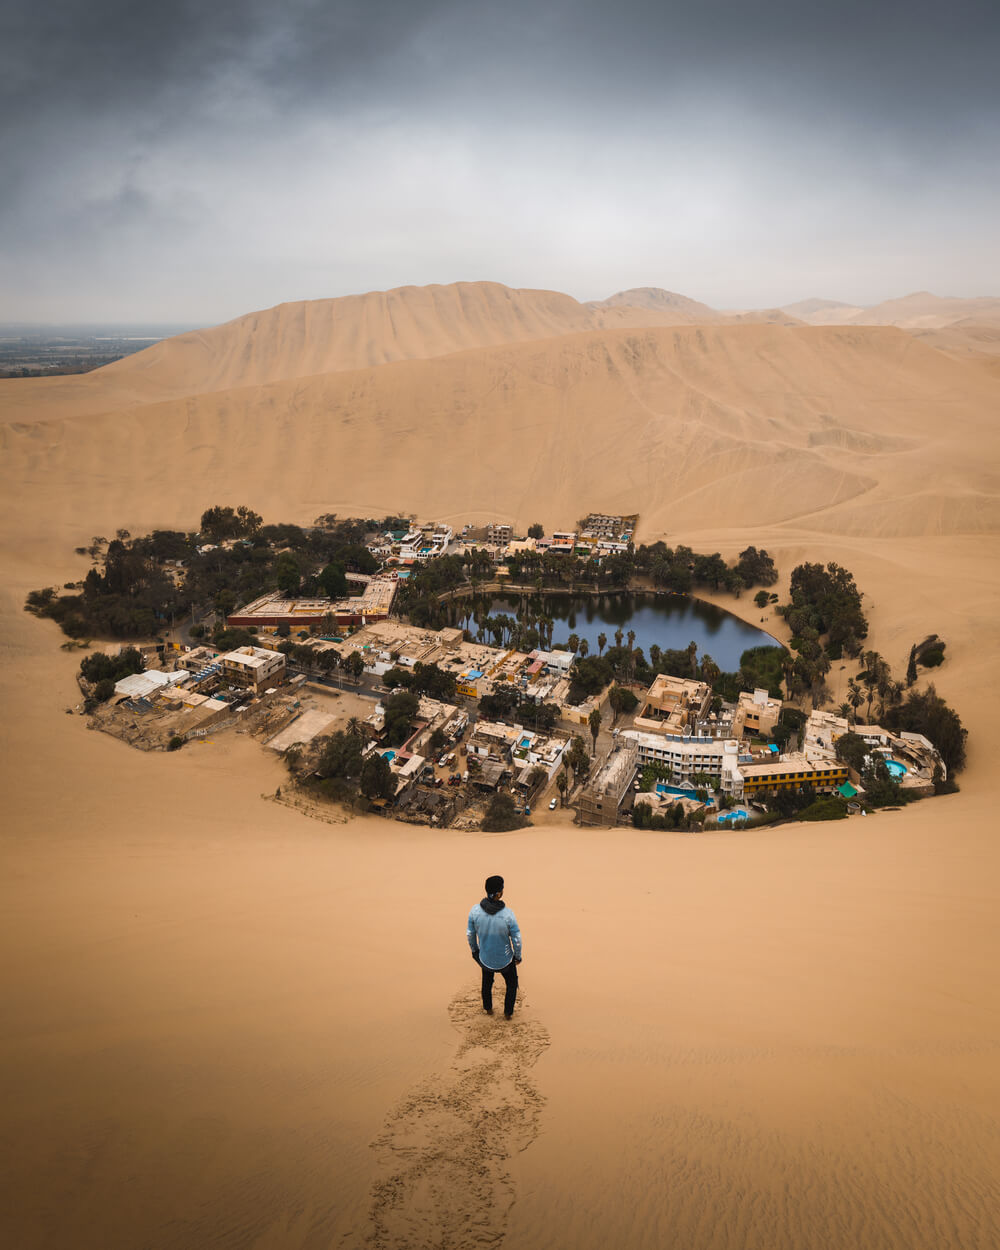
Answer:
[
  {"xmin": 168, "ymin": 736, "xmax": 184, "ymax": 751},
  {"xmin": 482, "ymin": 793, "xmax": 527, "ymax": 833},
  {"xmin": 797, "ymin": 797, "xmax": 848, "ymax": 821}
]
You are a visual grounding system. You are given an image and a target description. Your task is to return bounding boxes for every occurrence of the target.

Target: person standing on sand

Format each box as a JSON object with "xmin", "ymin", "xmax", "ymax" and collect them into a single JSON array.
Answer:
[{"xmin": 467, "ymin": 875, "xmax": 522, "ymax": 1019}]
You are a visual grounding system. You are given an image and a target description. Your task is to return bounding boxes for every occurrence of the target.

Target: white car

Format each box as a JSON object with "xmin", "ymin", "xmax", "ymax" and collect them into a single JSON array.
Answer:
[{"xmin": 549, "ymin": 798, "xmax": 558, "ymax": 810}]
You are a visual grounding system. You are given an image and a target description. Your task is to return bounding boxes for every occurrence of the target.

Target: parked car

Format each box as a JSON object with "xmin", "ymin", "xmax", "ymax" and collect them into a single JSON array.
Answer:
[{"xmin": 549, "ymin": 798, "xmax": 558, "ymax": 810}]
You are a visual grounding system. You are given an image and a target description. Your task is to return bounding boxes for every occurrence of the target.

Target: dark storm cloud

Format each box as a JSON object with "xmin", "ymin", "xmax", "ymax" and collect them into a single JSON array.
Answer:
[
  {"xmin": 5, "ymin": 0, "xmax": 996, "ymax": 127},
  {"xmin": 1, "ymin": 0, "xmax": 998, "ymax": 320}
]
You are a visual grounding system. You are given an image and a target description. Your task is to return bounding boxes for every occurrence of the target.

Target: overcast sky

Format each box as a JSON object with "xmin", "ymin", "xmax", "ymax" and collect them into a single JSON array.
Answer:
[{"xmin": 2, "ymin": 0, "xmax": 998, "ymax": 323}]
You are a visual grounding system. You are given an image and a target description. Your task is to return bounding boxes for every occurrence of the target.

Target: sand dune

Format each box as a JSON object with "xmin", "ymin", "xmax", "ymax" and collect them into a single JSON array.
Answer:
[
  {"xmin": 3, "ymin": 321, "xmax": 996, "ymax": 546},
  {"xmin": 0, "ymin": 282, "xmax": 734, "ymax": 424},
  {"xmin": 783, "ymin": 290, "xmax": 1000, "ymax": 329},
  {"xmin": 2, "ymin": 280, "xmax": 1000, "ymax": 1249}
]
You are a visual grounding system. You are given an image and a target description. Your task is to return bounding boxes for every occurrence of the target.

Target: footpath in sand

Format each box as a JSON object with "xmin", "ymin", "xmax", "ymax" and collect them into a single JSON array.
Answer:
[{"xmin": 367, "ymin": 991, "xmax": 549, "ymax": 1249}]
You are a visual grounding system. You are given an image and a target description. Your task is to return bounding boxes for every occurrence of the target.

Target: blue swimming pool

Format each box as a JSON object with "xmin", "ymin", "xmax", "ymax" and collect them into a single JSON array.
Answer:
[
  {"xmin": 717, "ymin": 808, "xmax": 750, "ymax": 823},
  {"xmin": 655, "ymin": 783, "xmax": 715, "ymax": 806},
  {"xmin": 885, "ymin": 758, "xmax": 907, "ymax": 779}
]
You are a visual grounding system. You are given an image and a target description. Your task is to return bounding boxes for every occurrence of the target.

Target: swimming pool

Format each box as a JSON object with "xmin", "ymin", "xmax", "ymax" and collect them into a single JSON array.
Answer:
[
  {"xmin": 717, "ymin": 808, "xmax": 750, "ymax": 823},
  {"xmin": 655, "ymin": 782, "xmax": 715, "ymax": 806},
  {"xmin": 885, "ymin": 758, "xmax": 907, "ymax": 779}
]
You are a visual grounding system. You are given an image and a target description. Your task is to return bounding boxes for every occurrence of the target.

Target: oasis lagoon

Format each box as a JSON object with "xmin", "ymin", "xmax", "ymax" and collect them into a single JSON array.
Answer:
[{"xmin": 483, "ymin": 591, "xmax": 780, "ymax": 672}]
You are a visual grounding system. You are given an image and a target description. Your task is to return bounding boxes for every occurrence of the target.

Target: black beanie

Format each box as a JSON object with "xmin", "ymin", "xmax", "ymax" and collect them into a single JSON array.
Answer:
[{"xmin": 485, "ymin": 874, "xmax": 504, "ymax": 897}]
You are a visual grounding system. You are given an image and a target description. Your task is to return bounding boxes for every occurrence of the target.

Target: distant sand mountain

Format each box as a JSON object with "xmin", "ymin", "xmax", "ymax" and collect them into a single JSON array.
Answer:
[
  {"xmin": 727, "ymin": 308, "xmax": 806, "ymax": 326},
  {"xmin": 589, "ymin": 287, "xmax": 720, "ymax": 320},
  {"xmin": 781, "ymin": 298, "xmax": 856, "ymax": 319},
  {"xmin": 0, "ymin": 281, "xmax": 728, "ymax": 423},
  {"xmin": 783, "ymin": 291, "xmax": 1000, "ymax": 329}
]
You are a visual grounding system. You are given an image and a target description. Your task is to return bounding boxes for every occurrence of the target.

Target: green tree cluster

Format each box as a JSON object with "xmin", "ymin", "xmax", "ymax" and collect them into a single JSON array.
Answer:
[
  {"xmin": 316, "ymin": 731, "xmax": 364, "ymax": 780},
  {"xmin": 79, "ymin": 647, "xmax": 144, "ymax": 685},
  {"xmin": 632, "ymin": 801, "xmax": 703, "ymax": 831},
  {"xmin": 360, "ymin": 753, "xmax": 395, "ymax": 800},
  {"xmin": 383, "ymin": 690, "xmax": 419, "ymax": 746},
  {"xmin": 482, "ymin": 793, "xmax": 528, "ymax": 832},
  {"xmin": 199, "ymin": 505, "xmax": 262, "ymax": 540},
  {"xmin": 779, "ymin": 562, "xmax": 868, "ymax": 658},
  {"xmin": 382, "ymin": 661, "xmax": 457, "ymax": 701}
]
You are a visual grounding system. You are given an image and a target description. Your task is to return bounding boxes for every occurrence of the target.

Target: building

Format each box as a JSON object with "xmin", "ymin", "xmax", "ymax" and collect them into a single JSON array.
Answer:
[
  {"xmin": 220, "ymin": 646, "xmax": 286, "ymax": 692},
  {"xmin": 623, "ymin": 729, "xmax": 743, "ymax": 794},
  {"xmin": 486, "ymin": 522, "xmax": 513, "ymax": 546},
  {"xmin": 578, "ymin": 737, "xmax": 638, "ymax": 826},
  {"xmin": 549, "ymin": 530, "xmax": 577, "ymax": 554},
  {"xmin": 580, "ymin": 513, "xmax": 623, "ymax": 538},
  {"xmin": 468, "ymin": 721, "xmax": 520, "ymax": 763},
  {"xmin": 113, "ymin": 669, "xmax": 190, "ymax": 700},
  {"xmin": 802, "ymin": 710, "xmax": 944, "ymax": 795},
  {"xmin": 733, "ymin": 688, "xmax": 782, "ymax": 740},
  {"xmin": 737, "ymin": 754, "xmax": 849, "ymax": 798},
  {"xmin": 528, "ymin": 648, "xmax": 575, "ymax": 676},
  {"xmin": 632, "ymin": 674, "xmax": 712, "ymax": 736},
  {"xmin": 509, "ymin": 729, "xmax": 570, "ymax": 788},
  {"xmin": 227, "ymin": 575, "xmax": 398, "ymax": 632}
]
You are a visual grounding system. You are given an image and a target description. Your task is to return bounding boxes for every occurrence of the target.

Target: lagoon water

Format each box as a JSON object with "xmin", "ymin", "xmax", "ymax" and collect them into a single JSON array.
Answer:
[{"xmin": 487, "ymin": 592, "xmax": 779, "ymax": 671}]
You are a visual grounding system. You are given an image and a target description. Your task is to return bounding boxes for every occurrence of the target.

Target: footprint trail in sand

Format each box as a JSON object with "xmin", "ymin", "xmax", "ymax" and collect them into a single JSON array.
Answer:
[{"xmin": 365, "ymin": 990, "xmax": 550, "ymax": 1248}]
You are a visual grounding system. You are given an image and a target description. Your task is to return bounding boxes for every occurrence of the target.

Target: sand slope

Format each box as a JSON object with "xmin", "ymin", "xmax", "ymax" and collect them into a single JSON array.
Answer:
[
  {"xmin": 3, "ymin": 321, "xmax": 997, "ymax": 546},
  {"xmin": 2, "ymin": 280, "xmax": 1000, "ymax": 1250}
]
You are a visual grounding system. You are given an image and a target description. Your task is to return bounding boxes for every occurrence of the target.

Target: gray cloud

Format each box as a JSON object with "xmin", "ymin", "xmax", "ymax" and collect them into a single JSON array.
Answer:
[{"xmin": 1, "ymin": 0, "xmax": 998, "ymax": 321}]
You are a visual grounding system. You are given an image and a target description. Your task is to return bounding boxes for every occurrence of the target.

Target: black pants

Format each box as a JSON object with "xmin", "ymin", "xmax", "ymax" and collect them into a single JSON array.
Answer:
[{"xmin": 480, "ymin": 959, "xmax": 518, "ymax": 1015}]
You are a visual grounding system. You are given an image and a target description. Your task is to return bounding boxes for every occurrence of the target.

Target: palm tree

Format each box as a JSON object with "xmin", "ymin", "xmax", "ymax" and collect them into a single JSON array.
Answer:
[
  {"xmin": 578, "ymin": 638, "xmax": 590, "ymax": 658},
  {"xmin": 597, "ymin": 632, "xmax": 607, "ymax": 656},
  {"xmin": 847, "ymin": 678, "xmax": 864, "ymax": 723},
  {"xmin": 838, "ymin": 701, "xmax": 852, "ymax": 721},
  {"xmin": 556, "ymin": 772, "xmax": 568, "ymax": 807},
  {"xmin": 346, "ymin": 716, "xmax": 365, "ymax": 739},
  {"xmin": 614, "ymin": 627, "xmax": 624, "ymax": 649},
  {"xmin": 627, "ymin": 629, "xmax": 636, "ymax": 652},
  {"xmin": 588, "ymin": 705, "xmax": 602, "ymax": 755}
]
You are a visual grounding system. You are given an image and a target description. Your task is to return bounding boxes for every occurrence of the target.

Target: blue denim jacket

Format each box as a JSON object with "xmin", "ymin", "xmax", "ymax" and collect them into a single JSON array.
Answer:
[{"xmin": 467, "ymin": 899, "xmax": 522, "ymax": 970}]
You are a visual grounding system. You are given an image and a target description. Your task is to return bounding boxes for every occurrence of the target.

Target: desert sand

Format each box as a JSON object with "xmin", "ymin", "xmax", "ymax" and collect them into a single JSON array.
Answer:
[{"xmin": 2, "ymin": 281, "xmax": 999, "ymax": 1249}]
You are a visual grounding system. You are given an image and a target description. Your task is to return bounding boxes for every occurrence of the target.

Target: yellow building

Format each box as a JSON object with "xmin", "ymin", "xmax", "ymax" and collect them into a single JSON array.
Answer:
[{"xmin": 739, "ymin": 756, "xmax": 848, "ymax": 796}]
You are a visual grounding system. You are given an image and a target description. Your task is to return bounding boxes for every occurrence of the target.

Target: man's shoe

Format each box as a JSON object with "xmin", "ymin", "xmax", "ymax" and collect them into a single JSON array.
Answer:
[
  {"xmin": 504, "ymin": 1011, "xmax": 513, "ymax": 1019},
  {"xmin": 483, "ymin": 1007, "xmax": 493, "ymax": 1015}
]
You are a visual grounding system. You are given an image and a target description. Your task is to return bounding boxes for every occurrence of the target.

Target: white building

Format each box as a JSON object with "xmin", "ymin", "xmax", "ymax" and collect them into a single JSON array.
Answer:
[
  {"xmin": 220, "ymin": 646, "xmax": 286, "ymax": 692},
  {"xmin": 622, "ymin": 729, "xmax": 744, "ymax": 795}
]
